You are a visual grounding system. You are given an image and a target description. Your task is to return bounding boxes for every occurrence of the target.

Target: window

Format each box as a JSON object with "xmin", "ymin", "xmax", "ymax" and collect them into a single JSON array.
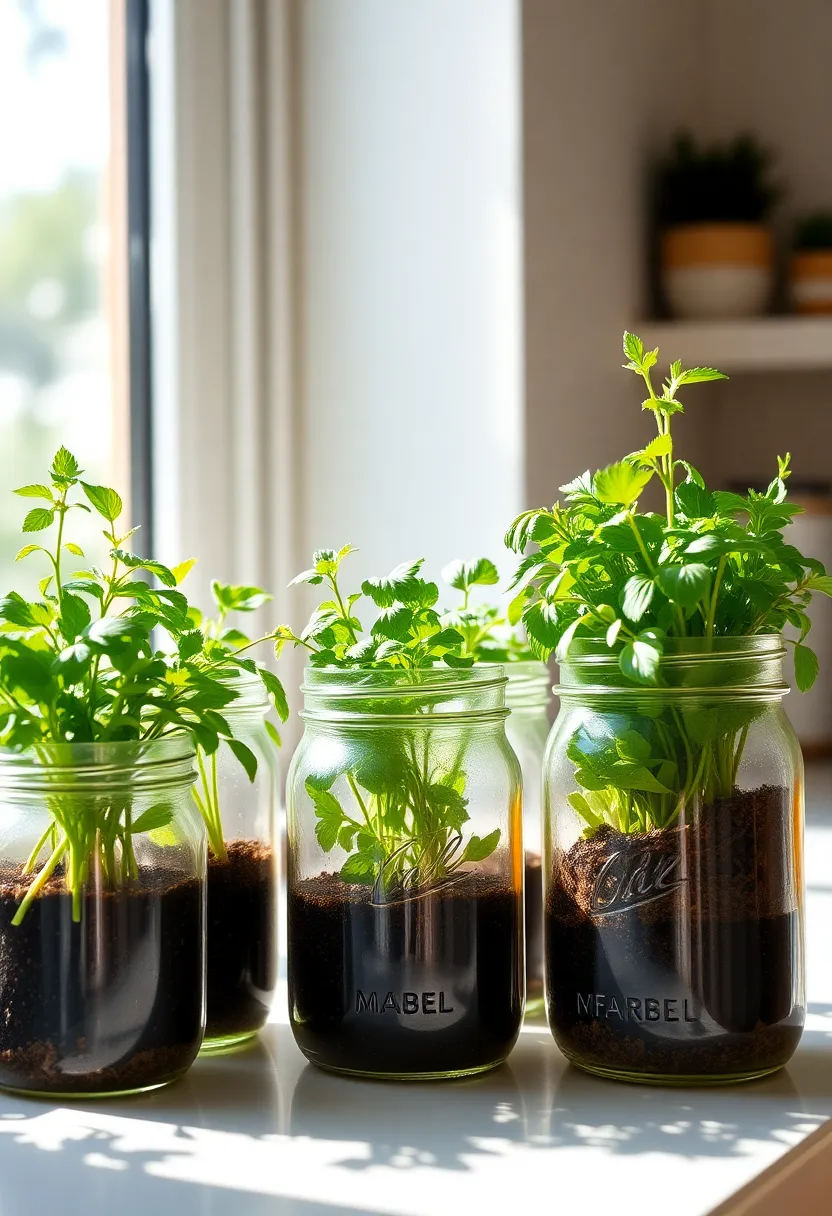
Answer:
[{"xmin": 0, "ymin": 0, "xmax": 127, "ymax": 591}]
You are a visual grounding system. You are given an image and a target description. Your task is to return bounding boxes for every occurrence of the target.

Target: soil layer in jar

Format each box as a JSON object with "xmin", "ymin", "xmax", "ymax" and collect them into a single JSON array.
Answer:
[
  {"xmin": 525, "ymin": 851, "xmax": 544, "ymax": 1010},
  {"xmin": 546, "ymin": 785, "xmax": 803, "ymax": 1082},
  {"xmin": 289, "ymin": 871, "xmax": 523, "ymax": 1078},
  {"xmin": 205, "ymin": 839, "xmax": 277, "ymax": 1043},
  {"xmin": 0, "ymin": 868, "xmax": 203, "ymax": 1095}
]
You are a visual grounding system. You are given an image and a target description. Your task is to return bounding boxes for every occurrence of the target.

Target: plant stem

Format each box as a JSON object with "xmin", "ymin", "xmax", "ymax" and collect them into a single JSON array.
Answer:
[
  {"xmin": 12, "ymin": 834, "xmax": 69, "ymax": 926},
  {"xmin": 706, "ymin": 555, "xmax": 727, "ymax": 638}
]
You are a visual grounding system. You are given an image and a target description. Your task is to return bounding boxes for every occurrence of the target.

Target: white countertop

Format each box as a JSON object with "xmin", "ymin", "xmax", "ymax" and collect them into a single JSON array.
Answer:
[{"xmin": 2, "ymin": 769, "xmax": 832, "ymax": 1216}]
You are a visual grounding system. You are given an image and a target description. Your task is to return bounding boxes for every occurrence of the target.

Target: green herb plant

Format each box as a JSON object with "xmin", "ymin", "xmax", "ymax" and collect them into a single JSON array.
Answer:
[
  {"xmin": 505, "ymin": 334, "xmax": 832, "ymax": 836},
  {"xmin": 656, "ymin": 131, "xmax": 781, "ymax": 227},
  {"xmin": 794, "ymin": 211, "xmax": 832, "ymax": 252},
  {"xmin": 188, "ymin": 580, "xmax": 289, "ymax": 861},
  {"xmin": 440, "ymin": 556, "xmax": 534, "ymax": 662},
  {"xmin": 279, "ymin": 547, "xmax": 500, "ymax": 891},
  {"xmin": 0, "ymin": 449, "xmax": 285, "ymax": 922}
]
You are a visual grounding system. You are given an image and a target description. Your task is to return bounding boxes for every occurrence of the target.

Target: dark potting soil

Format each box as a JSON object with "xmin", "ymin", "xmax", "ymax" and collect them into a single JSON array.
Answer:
[
  {"xmin": 525, "ymin": 852, "xmax": 544, "ymax": 1007},
  {"xmin": 205, "ymin": 839, "xmax": 277, "ymax": 1041},
  {"xmin": 546, "ymin": 785, "xmax": 804, "ymax": 1080},
  {"xmin": 289, "ymin": 871, "xmax": 523, "ymax": 1076},
  {"xmin": 0, "ymin": 868, "xmax": 203, "ymax": 1094}
]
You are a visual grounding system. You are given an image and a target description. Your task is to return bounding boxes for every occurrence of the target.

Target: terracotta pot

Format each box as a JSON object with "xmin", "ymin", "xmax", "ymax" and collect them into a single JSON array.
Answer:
[
  {"xmin": 790, "ymin": 250, "xmax": 832, "ymax": 315},
  {"xmin": 660, "ymin": 223, "xmax": 774, "ymax": 319}
]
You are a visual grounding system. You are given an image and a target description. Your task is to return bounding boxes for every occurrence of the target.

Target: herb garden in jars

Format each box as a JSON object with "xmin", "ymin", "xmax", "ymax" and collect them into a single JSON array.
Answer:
[{"xmin": 0, "ymin": 329, "xmax": 827, "ymax": 1098}]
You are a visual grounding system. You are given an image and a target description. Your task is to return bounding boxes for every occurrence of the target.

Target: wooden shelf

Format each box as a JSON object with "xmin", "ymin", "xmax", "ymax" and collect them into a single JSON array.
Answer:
[{"xmin": 638, "ymin": 317, "xmax": 832, "ymax": 373}]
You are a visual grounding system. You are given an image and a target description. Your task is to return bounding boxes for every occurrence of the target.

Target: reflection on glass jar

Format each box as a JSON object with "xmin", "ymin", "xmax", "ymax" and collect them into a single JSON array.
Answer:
[
  {"xmin": 194, "ymin": 673, "xmax": 279, "ymax": 1052},
  {"xmin": 0, "ymin": 738, "xmax": 204, "ymax": 1096},
  {"xmin": 504, "ymin": 661, "xmax": 551, "ymax": 1015},
  {"xmin": 545, "ymin": 637, "xmax": 804, "ymax": 1085},
  {"xmin": 287, "ymin": 664, "xmax": 524, "ymax": 1079}
]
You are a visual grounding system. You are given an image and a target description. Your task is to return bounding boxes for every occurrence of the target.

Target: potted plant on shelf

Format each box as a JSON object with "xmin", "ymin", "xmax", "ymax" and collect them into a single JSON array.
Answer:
[
  {"xmin": 0, "ymin": 449, "xmax": 278, "ymax": 1096},
  {"xmin": 281, "ymin": 546, "xmax": 523, "ymax": 1079},
  {"xmin": 440, "ymin": 557, "xmax": 550, "ymax": 1014},
  {"xmin": 655, "ymin": 131, "xmax": 781, "ymax": 319},
  {"xmin": 505, "ymin": 333, "xmax": 832, "ymax": 1085},
  {"xmin": 790, "ymin": 211, "xmax": 832, "ymax": 314},
  {"xmin": 188, "ymin": 581, "xmax": 287, "ymax": 1052}
]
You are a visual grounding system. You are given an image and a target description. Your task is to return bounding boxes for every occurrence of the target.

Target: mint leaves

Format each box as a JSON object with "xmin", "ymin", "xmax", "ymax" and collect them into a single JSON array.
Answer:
[
  {"xmin": 505, "ymin": 333, "xmax": 832, "ymax": 832},
  {"xmin": 1, "ymin": 449, "xmax": 287, "ymax": 920},
  {"xmin": 280, "ymin": 547, "xmax": 500, "ymax": 889}
]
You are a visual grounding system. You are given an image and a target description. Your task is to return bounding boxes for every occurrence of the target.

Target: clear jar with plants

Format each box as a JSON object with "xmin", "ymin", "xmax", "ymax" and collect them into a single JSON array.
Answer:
[
  {"xmin": 191, "ymin": 614, "xmax": 282, "ymax": 1050},
  {"xmin": 506, "ymin": 334, "xmax": 831, "ymax": 1084},
  {"xmin": 0, "ymin": 738, "xmax": 204, "ymax": 1096},
  {"xmin": 440, "ymin": 558, "xmax": 552, "ymax": 1013},
  {"xmin": 281, "ymin": 548, "xmax": 524, "ymax": 1079},
  {"xmin": 0, "ymin": 449, "xmax": 272, "ymax": 1095}
]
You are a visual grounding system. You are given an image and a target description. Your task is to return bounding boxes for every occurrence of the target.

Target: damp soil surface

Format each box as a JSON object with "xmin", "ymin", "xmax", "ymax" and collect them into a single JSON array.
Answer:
[
  {"xmin": 289, "ymin": 871, "xmax": 523, "ymax": 1076},
  {"xmin": 525, "ymin": 852, "xmax": 544, "ymax": 1007},
  {"xmin": 0, "ymin": 867, "xmax": 203, "ymax": 1094},
  {"xmin": 206, "ymin": 839, "xmax": 277, "ymax": 1041},
  {"xmin": 546, "ymin": 785, "xmax": 804, "ymax": 1080}
]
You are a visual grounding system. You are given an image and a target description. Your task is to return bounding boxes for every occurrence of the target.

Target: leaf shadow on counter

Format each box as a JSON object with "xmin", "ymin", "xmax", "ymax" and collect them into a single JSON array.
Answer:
[{"xmin": 286, "ymin": 1022, "xmax": 832, "ymax": 1171}]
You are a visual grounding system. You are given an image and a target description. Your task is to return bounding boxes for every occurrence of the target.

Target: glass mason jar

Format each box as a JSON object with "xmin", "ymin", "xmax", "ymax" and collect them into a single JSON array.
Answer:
[
  {"xmin": 504, "ymin": 661, "xmax": 551, "ymax": 1014},
  {"xmin": 0, "ymin": 738, "xmax": 204, "ymax": 1097},
  {"xmin": 545, "ymin": 636, "xmax": 804, "ymax": 1086},
  {"xmin": 287, "ymin": 664, "xmax": 524, "ymax": 1080},
  {"xmin": 193, "ymin": 672, "xmax": 279, "ymax": 1052}
]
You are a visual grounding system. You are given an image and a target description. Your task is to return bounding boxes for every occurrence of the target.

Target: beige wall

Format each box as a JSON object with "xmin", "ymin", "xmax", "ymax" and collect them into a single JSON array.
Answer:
[
  {"xmin": 523, "ymin": 0, "xmax": 832, "ymax": 505},
  {"xmin": 522, "ymin": 0, "xmax": 704, "ymax": 511}
]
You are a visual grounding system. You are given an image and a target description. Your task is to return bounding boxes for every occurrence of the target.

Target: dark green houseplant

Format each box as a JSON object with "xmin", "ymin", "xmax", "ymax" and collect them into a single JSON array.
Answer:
[
  {"xmin": 506, "ymin": 334, "xmax": 829, "ymax": 1084},
  {"xmin": 655, "ymin": 131, "xmax": 781, "ymax": 318}
]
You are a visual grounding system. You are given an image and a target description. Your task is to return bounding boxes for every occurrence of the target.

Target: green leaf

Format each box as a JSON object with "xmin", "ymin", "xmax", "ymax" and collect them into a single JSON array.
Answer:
[
  {"xmin": 81, "ymin": 482, "xmax": 123, "ymax": 522},
  {"xmin": 594, "ymin": 462, "xmax": 653, "ymax": 506},
  {"xmin": 655, "ymin": 563, "xmax": 710, "ymax": 607},
  {"xmin": 621, "ymin": 575, "xmax": 655, "ymax": 622},
  {"xmin": 14, "ymin": 484, "xmax": 53, "ymax": 500},
  {"xmin": 0, "ymin": 593, "xmax": 40, "ymax": 628},
  {"xmin": 461, "ymin": 828, "xmax": 501, "ymax": 863},
  {"xmin": 22, "ymin": 508, "xmax": 54, "ymax": 533},
  {"xmin": 228, "ymin": 738, "xmax": 258, "ymax": 782},
  {"xmin": 132, "ymin": 803, "xmax": 175, "ymax": 834},
  {"xmin": 50, "ymin": 447, "xmax": 82, "ymax": 482},
  {"xmin": 15, "ymin": 544, "xmax": 43, "ymax": 561},
  {"xmin": 307, "ymin": 781, "xmax": 346, "ymax": 852},
  {"xmin": 371, "ymin": 605, "xmax": 414, "ymax": 641},
  {"xmin": 259, "ymin": 667, "xmax": 289, "ymax": 721},
  {"xmin": 807, "ymin": 574, "xmax": 832, "ymax": 596},
  {"xmin": 616, "ymin": 729, "xmax": 651, "ymax": 762},
  {"xmin": 442, "ymin": 557, "xmax": 499, "ymax": 592},
  {"xmin": 289, "ymin": 568, "xmax": 324, "ymax": 587},
  {"xmin": 794, "ymin": 643, "xmax": 819, "ymax": 692},
  {"xmin": 339, "ymin": 853, "xmax": 376, "ymax": 884},
  {"xmin": 59, "ymin": 592, "xmax": 92, "ymax": 642},
  {"xmin": 64, "ymin": 542, "xmax": 84, "ymax": 556},
  {"xmin": 676, "ymin": 366, "xmax": 728, "ymax": 386},
  {"xmin": 211, "ymin": 581, "xmax": 272, "ymax": 612},
  {"xmin": 112, "ymin": 550, "xmax": 177, "ymax": 587},
  {"xmin": 264, "ymin": 719, "xmax": 282, "ymax": 748},
  {"xmin": 523, "ymin": 601, "xmax": 560, "ymax": 651},
  {"xmin": 606, "ymin": 618, "xmax": 623, "ymax": 646},
  {"xmin": 637, "ymin": 434, "xmax": 672, "ymax": 463},
  {"xmin": 171, "ymin": 558, "xmax": 197, "ymax": 585},
  {"xmin": 361, "ymin": 559, "xmax": 424, "ymax": 607},
  {"xmin": 619, "ymin": 639, "xmax": 661, "ymax": 684}
]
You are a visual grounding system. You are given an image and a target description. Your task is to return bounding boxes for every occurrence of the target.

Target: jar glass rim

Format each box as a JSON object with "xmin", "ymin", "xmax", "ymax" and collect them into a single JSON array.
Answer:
[
  {"xmin": 559, "ymin": 634, "xmax": 785, "ymax": 666},
  {"xmin": 302, "ymin": 663, "xmax": 508, "ymax": 696},
  {"xmin": 0, "ymin": 735, "xmax": 196, "ymax": 793}
]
